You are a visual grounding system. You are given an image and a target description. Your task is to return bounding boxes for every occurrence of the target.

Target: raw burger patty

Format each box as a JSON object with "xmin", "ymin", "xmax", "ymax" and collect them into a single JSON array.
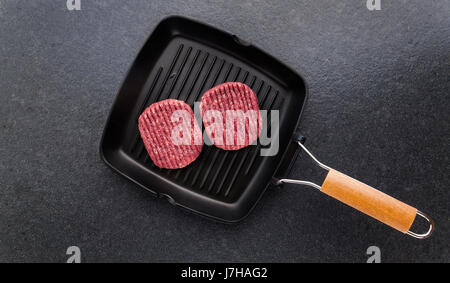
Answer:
[
  {"xmin": 200, "ymin": 82, "xmax": 261, "ymax": 150},
  {"xmin": 138, "ymin": 99, "xmax": 203, "ymax": 169}
]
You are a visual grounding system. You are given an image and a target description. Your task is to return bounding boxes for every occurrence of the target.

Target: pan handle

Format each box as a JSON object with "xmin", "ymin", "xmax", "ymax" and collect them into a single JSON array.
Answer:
[{"xmin": 279, "ymin": 141, "xmax": 434, "ymax": 239}]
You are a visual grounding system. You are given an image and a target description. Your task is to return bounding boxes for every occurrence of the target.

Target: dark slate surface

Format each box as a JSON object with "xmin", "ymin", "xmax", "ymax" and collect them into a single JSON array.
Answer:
[{"xmin": 0, "ymin": 0, "xmax": 448, "ymax": 262}]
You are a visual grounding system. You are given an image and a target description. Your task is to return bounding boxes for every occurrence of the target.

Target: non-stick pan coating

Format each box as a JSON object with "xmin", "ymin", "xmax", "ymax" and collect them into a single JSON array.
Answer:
[{"xmin": 100, "ymin": 16, "xmax": 307, "ymax": 222}]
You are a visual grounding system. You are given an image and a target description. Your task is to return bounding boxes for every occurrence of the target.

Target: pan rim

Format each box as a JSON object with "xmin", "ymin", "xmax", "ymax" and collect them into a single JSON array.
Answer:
[{"xmin": 99, "ymin": 15, "xmax": 309, "ymax": 223}]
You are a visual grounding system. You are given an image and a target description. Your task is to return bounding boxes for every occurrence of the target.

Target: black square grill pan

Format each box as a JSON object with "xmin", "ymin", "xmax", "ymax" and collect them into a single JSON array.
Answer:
[
  {"xmin": 100, "ymin": 16, "xmax": 306, "ymax": 222},
  {"xmin": 100, "ymin": 16, "xmax": 433, "ymax": 238}
]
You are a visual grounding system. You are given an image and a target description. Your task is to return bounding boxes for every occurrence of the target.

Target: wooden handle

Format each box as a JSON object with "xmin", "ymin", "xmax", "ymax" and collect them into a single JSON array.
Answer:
[{"xmin": 321, "ymin": 169, "xmax": 417, "ymax": 233}]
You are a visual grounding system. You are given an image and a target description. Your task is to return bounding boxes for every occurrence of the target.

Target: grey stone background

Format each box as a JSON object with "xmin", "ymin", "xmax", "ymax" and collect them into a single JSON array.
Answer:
[{"xmin": 0, "ymin": 0, "xmax": 448, "ymax": 262}]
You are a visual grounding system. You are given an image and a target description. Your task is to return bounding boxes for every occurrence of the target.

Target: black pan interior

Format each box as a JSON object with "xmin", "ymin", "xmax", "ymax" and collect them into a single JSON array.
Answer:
[{"xmin": 100, "ymin": 16, "xmax": 307, "ymax": 222}]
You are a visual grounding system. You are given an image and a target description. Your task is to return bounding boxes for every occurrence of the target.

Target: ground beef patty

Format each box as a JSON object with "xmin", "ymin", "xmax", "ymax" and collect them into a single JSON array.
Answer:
[
  {"xmin": 200, "ymin": 82, "xmax": 261, "ymax": 150},
  {"xmin": 138, "ymin": 99, "xmax": 203, "ymax": 169}
]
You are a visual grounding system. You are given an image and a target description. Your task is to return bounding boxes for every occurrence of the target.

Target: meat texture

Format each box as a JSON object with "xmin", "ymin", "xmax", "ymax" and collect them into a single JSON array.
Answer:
[
  {"xmin": 138, "ymin": 99, "xmax": 203, "ymax": 169},
  {"xmin": 200, "ymin": 82, "xmax": 261, "ymax": 150}
]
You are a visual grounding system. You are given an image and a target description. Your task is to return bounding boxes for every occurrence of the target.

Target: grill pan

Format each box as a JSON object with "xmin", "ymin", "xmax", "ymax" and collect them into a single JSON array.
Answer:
[
  {"xmin": 100, "ymin": 16, "xmax": 305, "ymax": 222},
  {"xmin": 100, "ymin": 16, "xmax": 433, "ymax": 238}
]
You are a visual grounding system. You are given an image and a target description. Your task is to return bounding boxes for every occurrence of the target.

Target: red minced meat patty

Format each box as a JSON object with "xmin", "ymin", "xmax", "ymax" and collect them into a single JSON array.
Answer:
[
  {"xmin": 200, "ymin": 82, "xmax": 261, "ymax": 150},
  {"xmin": 138, "ymin": 99, "xmax": 203, "ymax": 169}
]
